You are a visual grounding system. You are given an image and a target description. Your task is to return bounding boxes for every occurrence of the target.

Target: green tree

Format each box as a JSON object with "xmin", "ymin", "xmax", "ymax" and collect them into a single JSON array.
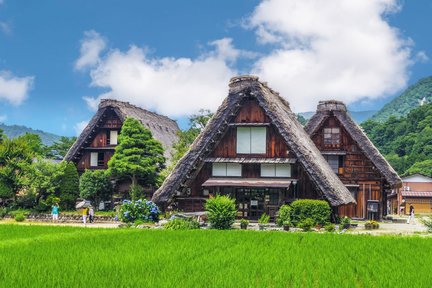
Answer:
[
  {"xmin": 0, "ymin": 128, "xmax": 4, "ymax": 143},
  {"xmin": 159, "ymin": 109, "xmax": 213, "ymax": 184},
  {"xmin": 59, "ymin": 162, "xmax": 80, "ymax": 209},
  {"xmin": 0, "ymin": 178, "xmax": 14, "ymax": 204},
  {"xmin": 361, "ymin": 103, "xmax": 432, "ymax": 175},
  {"xmin": 79, "ymin": 170, "xmax": 113, "ymax": 205},
  {"xmin": 17, "ymin": 133, "xmax": 44, "ymax": 156},
  {"xmin": 45, "ymin": 136, "xmax": 77, "ymax": 159},
  {"xmin": 24, "ymin": 160, "xmax": 66, "ymax": 203},
  {"xmin": 108, "ymin": 117, "xmax": 165, "ymax": 200},
  {"xmin": 0, "ymin": 137, "xmax": 33, "ymax": 202},
  {"xmin": 171, "ymin": 109, "xmax": 213, "ymax": 165},
  {"xmin": 405, "ymin": 160, "xmax": 432, "ymax": 177},
  {"xmin": 297, "ymin": 114, "xmax": 307, "ymax": 126}
]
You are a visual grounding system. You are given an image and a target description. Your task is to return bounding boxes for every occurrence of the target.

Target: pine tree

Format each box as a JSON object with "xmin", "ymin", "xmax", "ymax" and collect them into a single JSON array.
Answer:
[
  {"xmin": 108, "ymin": 117, "xmax": 165, "ymax": 199},
  {"xmin": 59, "ymin": 162, "xmax": 80, "ymax": 209}
]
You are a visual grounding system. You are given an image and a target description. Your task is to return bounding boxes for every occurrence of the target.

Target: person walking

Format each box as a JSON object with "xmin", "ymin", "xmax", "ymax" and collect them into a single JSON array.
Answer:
[
  {"xmin": 89, "ymin": 206, "xmax": 95, "ymax": 223},
  {"xmin": 406, "ymin": 204, "xmax": 415, "ymax": 224},
  {"xmin": 82, "ymin": 207, "xmax": 88, "ymax": 225},
  {"xmin": 51, "ymin": 203, "xmax": 59, "ymax": 222}
]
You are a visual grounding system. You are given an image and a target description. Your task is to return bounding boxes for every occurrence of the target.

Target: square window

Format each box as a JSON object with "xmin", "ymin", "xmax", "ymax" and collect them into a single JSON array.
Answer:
[
  {"xmin": 323, "ymin": 127, "xmax": 340, "ymax": 145},
  {"xmin": 212, "ymin": 163, "xmax": 242, "ymax": 177},
  {"xmin": 261, "ymin": 164, "xmax": 291, "ymax": 177},
  {"xmin": 236, "ymin": 127, "xmax": 266, "ymax": 154}
]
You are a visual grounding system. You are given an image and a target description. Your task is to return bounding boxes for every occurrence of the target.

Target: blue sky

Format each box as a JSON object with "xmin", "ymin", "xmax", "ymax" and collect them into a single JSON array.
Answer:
[{"xmin": 0, "ymin": 0, "xmax": 431, "ymax": 136}]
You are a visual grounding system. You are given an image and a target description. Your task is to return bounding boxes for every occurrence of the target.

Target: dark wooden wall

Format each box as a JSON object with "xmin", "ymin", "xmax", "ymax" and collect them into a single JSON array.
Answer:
[
  {"xmin": 186, "ymin": 98, "xmax": 309, "ymax": 210},
  {"xmin": 75, "ymin": 110, "xmax": 122, "ymax": 172},
  {"xmin": 77, "ymin": 150, "xmax": 114, "ymax": 171},
  {"xmin": 310, "ymin": 115, "xmax": 386, "ymax": 219},
  {"xmin": 211, "ymin": 99, "xmax": 293, "ymax": 158}
]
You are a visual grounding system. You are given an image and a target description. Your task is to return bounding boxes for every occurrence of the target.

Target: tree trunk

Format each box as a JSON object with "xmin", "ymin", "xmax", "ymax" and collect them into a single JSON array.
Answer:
[{"xmin": 131, "ymin": 175, "xmax": 137, "ymax": 201}]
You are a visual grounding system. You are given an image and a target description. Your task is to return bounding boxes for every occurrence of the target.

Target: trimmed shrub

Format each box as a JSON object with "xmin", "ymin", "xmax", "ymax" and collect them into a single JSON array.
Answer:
[
  {"xmin": 297, "ymin": 218, "xmax": 315, "ymax": 232},
  {"xmin": 422, "ymin": 216, "xmax": 432, "ymax": 233},
  {"xmin": 324, "ymin": 223, "xmax": 336, "ymax": 232},
  {"xmin": 120, "ymin": 199, "xmax": 160, "ymax": 223},
  {"xmin": 240, "ymin": 218, "xmax": 249, "ymax": 229},
  {"xmin": 205, "ymin": 195, "xmax": 236, "ymax": 230},
  {"xmin": 339, "ymin": 216, "xmax": 352, "ymax": 230},
  {"xmin": 164, "ymin": 218, "xmax": 200, "ymax": 230},
  {"xmin": 0, "ymin": 207, "xmax": 7, "ymax": 218},
  {"xmin": 276, "ymin": 205, "xmax": 292, "ymax": 226},
  {"xmin": 59, "ymin": 162, "xmax": 80, "ymax": 210},
  {"xmin": 258, "ymin": 213, "xmax": 270, "ymax": 224},
  {"xmin": 15, "ymin": 213, "xmax": 25, "ymax": 222},
  {"xmin": 290, "ymin": 199, "xmax": 331, "ymax": 227}
]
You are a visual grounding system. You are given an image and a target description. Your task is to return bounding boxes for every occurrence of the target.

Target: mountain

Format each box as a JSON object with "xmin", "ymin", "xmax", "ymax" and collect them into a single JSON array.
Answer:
[
  {"xmin": 361, "ymin": 103, "xmax": 432, "ymax": 176},
  {"xmin": 370, "ymin": 76, "xmax": 432, "ymax": 122},
  {"xmin": 299, "ymin": 110, "xmax": 377, "ymax": 124},
  {"xmin": 0, "ymin": 123, "xmax": 62, "ymax": 145}
]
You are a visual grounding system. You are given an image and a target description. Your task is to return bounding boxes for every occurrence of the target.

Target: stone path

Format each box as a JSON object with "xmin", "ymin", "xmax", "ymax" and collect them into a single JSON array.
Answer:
[
  {"xmin": 1, "ymin": 218, "xmax": 430, "ymax": 235},
  {"xmin": 0, "ymin": 220, "xmax": 120, "ymax": 229}
]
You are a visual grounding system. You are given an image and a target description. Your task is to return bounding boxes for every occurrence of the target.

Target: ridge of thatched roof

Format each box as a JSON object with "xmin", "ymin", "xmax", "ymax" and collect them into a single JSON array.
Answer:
[
  {"xmin": 152, "ymin": 76, "xmax": 355, "ymax": 207},
  {"xmin": 304, "ymin": 100, "xmax": 402, "ymax": 187},
  {"xmin": 64, "ymin": 99, "xmax": 179, "ymax": 162}
]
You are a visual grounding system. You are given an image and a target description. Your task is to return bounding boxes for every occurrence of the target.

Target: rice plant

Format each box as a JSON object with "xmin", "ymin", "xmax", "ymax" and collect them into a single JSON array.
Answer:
[{"xmin": 0, "ymin": 225, "xmax": 431, "ymax": 287}]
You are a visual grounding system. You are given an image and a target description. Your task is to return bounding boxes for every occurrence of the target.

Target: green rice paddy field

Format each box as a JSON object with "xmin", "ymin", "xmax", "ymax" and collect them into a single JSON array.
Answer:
[{"xmin": 1, "ymin": 225, "xmax": 431, "ymax": 287}]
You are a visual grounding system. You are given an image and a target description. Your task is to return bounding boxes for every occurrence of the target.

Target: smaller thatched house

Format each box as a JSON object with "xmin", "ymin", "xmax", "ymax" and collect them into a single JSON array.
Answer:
[
  {"xmin": 152, "ymin": 76, "xmax": 355, "ymax": 219},
  {"xmin": 305, "ymin": 100, "xmax": 402, "ymax": 219},
  {"xmin": 65, "ymin": 99, "xmax": 179, "ymax": 192}
]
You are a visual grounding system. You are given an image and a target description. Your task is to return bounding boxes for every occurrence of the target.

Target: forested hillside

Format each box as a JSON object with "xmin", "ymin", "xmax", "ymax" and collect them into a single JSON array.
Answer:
[
  {"xmin": 0, "ymin": 124, "xmax": 62, "ymax": 146},
  {"xmin": 370, "ymin": 76, "xmax": 432, "ymax": 122},
  {"xmin": 362, "ymin": 103, "xmax": 432, "ymax": 176}
]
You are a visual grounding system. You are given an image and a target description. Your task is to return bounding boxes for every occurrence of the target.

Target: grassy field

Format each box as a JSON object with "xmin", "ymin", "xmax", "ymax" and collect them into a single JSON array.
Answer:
[{"xmin": 1, "ymin": 225, "xmax": 431, "ymax": 287}]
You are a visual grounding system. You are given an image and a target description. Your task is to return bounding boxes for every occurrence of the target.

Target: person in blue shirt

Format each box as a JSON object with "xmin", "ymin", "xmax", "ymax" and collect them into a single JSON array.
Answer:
[{"xmin": 52, "ymin": 203, "xmax": 59, "ymax": 222}]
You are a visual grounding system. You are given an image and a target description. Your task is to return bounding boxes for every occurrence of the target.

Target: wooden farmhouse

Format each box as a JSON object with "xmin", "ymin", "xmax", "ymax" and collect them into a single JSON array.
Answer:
[
  {"xmin": 153, "ymin": 76, "xmax": 355, "ymax": 220},
  {"xmin": 305, "ymin": 100, "xmax": 402, "ymax": 219},
  {"xmin": 65, "ymin": 99, "xmax": 179, "ymax": 192},
  {"xmin": 388, "ymin": 174, "xmax": 432, "ymax": 215}
]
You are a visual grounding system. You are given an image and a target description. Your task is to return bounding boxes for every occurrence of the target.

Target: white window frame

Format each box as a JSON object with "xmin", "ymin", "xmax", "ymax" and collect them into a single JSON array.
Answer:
[
  {"xmin": 90, "ymin": 152, "xmax": 98, "ymax": 167},
  {"xmin": 260, "ymin": 164, "xmax": 291, "ymax": 177},
  {"xmin": 212, "ymin": 163, "xmax": 242, "ymax": 177},
  {"xmin": 110, "ymin": 130, "xmax": 118, "ymax": 145},
  {"xmin": 236, "ymin": 127, "xmax": 266, "ymax": 154}
]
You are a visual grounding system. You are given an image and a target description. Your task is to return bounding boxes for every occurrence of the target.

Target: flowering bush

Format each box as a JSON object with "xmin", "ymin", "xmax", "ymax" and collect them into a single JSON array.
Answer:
[{"xmin": 119, "ymin": 199, "xmax": 160, "ymax": 223}]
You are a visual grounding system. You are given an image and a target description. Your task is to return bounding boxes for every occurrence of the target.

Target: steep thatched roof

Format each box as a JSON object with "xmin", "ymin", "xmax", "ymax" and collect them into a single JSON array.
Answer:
[
  {"xmin": 65, "ymin": 99, "xmax": 179, "ymax": 162},
  {"xmin": 152, "ymin": 76, "xmax": 355, "ymax": 207},
  {"xmin": 304, "ymin": 100, "xmax": 402, "ymax": 187}
]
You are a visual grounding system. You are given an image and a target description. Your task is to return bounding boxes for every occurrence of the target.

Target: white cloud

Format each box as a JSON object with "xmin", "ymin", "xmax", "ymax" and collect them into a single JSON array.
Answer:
[
  {"xmin": 0, "ymin": 21, "xmax": 11, "ymax": 35},
  {"xmin": 78, "ymin": 1, "xmax": 414, "ymax": 116},
  {"xmin": 83, "ymin": 37, "xmax": 242, "ymax": 116},
  {"xmin": 0, "ymin": 71, "xmax": 34, "ymax": 105},
  {"xmin": 0, "ymin": 114, "xmax": 6, "ymax": 122},
  {"xmin": 74, "ymin": 120, "xmax": 89, "ymax": 136},
  {"xmin": 83, "ymin": 96, "xmax": 100, "ymax": 111},
  {"xmin": 75, "ymin": 30, "xmax": 107, "ymax": 71},
  {"xmin": 249, "ymin": 0, "xmax": 412, "ymax": 112},
  {"xmin": 415, "ymin": 51, "xmax": 429, "ymax": 63}
]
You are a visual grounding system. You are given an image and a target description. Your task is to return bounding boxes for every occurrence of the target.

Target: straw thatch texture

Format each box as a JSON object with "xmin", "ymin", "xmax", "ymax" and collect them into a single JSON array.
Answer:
[
  {"xmin": 65, "ymin": 99, "xmax": 179, "ymax": 162},
  {"xmin": 152, "ymin": 76, "xmax": 355, "ymax": 207},
  {"xmin": 305, "ymin": 100, "xmax": 402, "ymax": 187}
]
